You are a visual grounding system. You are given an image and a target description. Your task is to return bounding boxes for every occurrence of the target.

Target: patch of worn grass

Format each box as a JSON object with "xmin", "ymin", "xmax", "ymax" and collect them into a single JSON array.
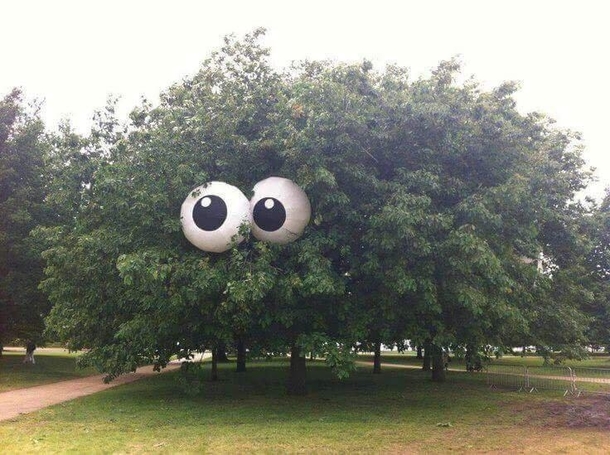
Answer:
[
  {"xmin": 0, "ymin": 349, "xmax": 95, "ymax": 392},
  {"xmin": 1, "ymin": 359, "xmax": 609, "ymax": 453}
]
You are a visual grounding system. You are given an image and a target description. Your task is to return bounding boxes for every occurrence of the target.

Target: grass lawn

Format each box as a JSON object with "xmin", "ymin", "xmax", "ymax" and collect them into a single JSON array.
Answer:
[
  {"xmin": 0, "ymin": 348, "xmax": 96, "ymax": 392},
  {"xmin": 1, "ymin": 359, "xmax": 609, "ymax": 453}
]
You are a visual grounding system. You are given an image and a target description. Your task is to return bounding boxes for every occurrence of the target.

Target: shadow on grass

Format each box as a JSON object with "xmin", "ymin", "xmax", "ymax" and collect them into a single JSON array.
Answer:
[{"xmin": 80, "ymin": 359, "xmax": 498, "ymax": 428}]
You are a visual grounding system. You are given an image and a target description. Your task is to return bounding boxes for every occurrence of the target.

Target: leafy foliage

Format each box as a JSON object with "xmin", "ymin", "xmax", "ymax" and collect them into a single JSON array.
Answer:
[
  {"xmin": 0, "ymin": 89, "xmax": 50, "ymax": 348},
  {"xmin": 39, "ymin": 30, "xmax": 595, "ymax": 386}
]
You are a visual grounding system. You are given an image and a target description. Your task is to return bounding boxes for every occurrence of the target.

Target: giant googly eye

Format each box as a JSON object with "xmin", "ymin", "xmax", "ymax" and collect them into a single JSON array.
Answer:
[
  {"xmin": 250, "ymin": 177, "xmax": 311, "ymax": 244},
  {"xmin": 180, "ymin": 181, "xmax": 251, "ymax": 253}
]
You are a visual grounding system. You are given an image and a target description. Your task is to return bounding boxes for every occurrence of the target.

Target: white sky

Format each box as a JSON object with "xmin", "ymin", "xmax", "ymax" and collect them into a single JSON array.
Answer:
[{"xmin": 1, "ymin": 0, "xmax": 608, "ymax": 200}]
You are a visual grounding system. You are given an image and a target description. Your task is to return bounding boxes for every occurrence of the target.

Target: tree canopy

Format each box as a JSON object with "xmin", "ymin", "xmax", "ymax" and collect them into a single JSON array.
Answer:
[{"xmin": 38, "ymin": 30, "xmax": 597, "ymax": 390}]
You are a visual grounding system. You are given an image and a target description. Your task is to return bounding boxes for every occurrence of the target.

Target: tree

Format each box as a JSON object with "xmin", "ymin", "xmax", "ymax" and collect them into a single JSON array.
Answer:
[
  {"xmin": 42, "ymin": 31, "xmax": 335, "ymax": 388},
  {"xmin": 41, "ymin": 30, "xmax": 594, "ymax": 390},
  {"xmin": 0, "ymin": 89, "xmax": 50, "ymax": 354},
  {"xmin": 344, "ymin": 61, "xmax": 593, "ymax": 380}
]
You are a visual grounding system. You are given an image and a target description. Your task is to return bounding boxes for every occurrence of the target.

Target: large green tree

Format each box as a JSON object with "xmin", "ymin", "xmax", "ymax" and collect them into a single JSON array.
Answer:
[
  {"xmin": 42, "ymin": 31, "xmax": 349, "ymax": 391},
  {"xmin": 0, "ymin": 89, "xmax": 50, "ymax": 353},
  {"xmin": 41, "ymin": 30, "xmax": 594, "ymax": 389},
  {"xmin": 358, "ymin": 66, "xmax": 594, "ymax": 377}
]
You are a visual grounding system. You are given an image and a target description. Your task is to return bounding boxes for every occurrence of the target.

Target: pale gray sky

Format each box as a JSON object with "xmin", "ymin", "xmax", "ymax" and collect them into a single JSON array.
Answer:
[{"xmin": 1, "ymin": 0, "xmax": 607, "ymax": 199}]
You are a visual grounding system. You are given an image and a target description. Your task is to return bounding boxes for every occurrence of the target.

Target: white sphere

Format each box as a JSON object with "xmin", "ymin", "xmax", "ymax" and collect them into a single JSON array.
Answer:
[
  {"xmin": 250, "ymin": 177, "xmax": 311, "ymax": 244},
  {"xmin": 180, "ymin": 181, "xmax": 251, "ymax": 253}
]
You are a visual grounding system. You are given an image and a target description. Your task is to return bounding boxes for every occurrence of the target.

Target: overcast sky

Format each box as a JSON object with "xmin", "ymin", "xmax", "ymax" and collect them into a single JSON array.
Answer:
[{"xmin": 1, "ymin": 0, "xmax": 607, "ymax": 199}]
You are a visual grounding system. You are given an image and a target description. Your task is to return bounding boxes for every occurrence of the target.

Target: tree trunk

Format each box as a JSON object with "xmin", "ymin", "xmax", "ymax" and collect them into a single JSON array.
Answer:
[
  {"xmin": 236, "ymin": 338, "xmax": 247, "ymax": 373},
  {"xmin": 211, "ymin": 348, "xmax": 219, "ymax": 381},
  {"xmin": 422, "ymin": 340, "xmax": 431, "ymax": 371},
  {"xmin": 416, "ymin": 345, "xmax": 423, "ymax": 359},
  {"xmin": 0, "ymin": 343, "xmax": 3, "ymax": 358},
  {"xmin": 215, "ymin": 343, "xmax": 230, "ymax": 363},
  {"xmin": 431, "ymin": 345, "xmax": 446, "ymax": 382},
  {"xmin": 287, "ymin": 344, "xmax": 307, "ymax": 395},
  {"xmin": 373, "ymin": 341, "xmax": 382, "ymax": 374},
  {"xmin": 466, "ymin": 344, "xmax": 474, "ymax": 370}
]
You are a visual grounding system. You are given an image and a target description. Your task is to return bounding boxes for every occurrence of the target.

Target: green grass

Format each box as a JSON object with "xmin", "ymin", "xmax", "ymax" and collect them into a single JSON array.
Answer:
[
  {"xmin": 1, "ymin": 359, "xmax": 610, "ymax": 453},
  {"xmin": 0, "ymin": 349, "xmax": 96, "ymax": 392}
]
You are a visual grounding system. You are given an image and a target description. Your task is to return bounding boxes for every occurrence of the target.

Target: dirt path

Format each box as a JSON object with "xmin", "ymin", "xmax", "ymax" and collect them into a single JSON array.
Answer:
[{"xmin": 0, "ymin": 363, "xmax": 181, "ymax": 422}]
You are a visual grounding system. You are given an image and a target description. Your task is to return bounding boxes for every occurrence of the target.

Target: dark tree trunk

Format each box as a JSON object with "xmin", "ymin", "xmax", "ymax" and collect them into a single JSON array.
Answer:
[
  {"xmin": 416, "ymin": 345, "xmax": 423, "ymax": 359},
  {"xmin": 373, "ymin": 341, "xmax": 382, "ymax": 374},
  {"xmin": 465, "ymin": 344, "xmax": 482, "ymax": 371},
  {"xmin": 466, "ymin": 344, "xmax": 474, "ymax": 370},
  {"xmin": 287, "ymin": 344, "xmax": 307, "ymax": 396},
  {"xmin": 215, "ymin": 343, "xmax": 230, "ymax": 363},
  {"xmin": 422, "ymin": 340, "xmax": 431, "ymax": 371},
  {"xmin": 211, "ymin": 348, "xmax": 219, "ymax": 381},
  {"xmin": 236, "ymin": 338, "xmax": 247, "ymax": 373},
  {"xmin": 431, "ymin": 345, "xmax": 446, "ymax": 382},
  {"xmin": 0, "ymin": 343, "xmax": 3, "ymax": 358}
]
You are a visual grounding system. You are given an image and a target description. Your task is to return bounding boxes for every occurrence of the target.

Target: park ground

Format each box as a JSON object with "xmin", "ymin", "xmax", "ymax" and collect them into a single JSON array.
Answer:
[{"xmin": 1, "ymin": 349, "xmax": 610, "ymax": 453}]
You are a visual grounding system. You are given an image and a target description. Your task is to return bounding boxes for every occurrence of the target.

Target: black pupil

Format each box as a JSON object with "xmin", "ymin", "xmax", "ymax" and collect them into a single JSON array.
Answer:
[
  {"xmin": 192, "ymin": 195, "xmax": 227, "ymax": 231},
  {"xmin": 253, "ymin": 198, "xmax": 286, "ymax": 232}
]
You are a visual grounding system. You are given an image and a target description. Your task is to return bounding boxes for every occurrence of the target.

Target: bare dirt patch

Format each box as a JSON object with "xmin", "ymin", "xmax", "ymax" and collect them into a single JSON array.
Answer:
[
  {"xmin": 561, "ymin": 396, "xmax": 610, "ymax": 429},
  {"xmin": 515, "ymin": 395, "xmax": 610, "ymax": 429}
]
